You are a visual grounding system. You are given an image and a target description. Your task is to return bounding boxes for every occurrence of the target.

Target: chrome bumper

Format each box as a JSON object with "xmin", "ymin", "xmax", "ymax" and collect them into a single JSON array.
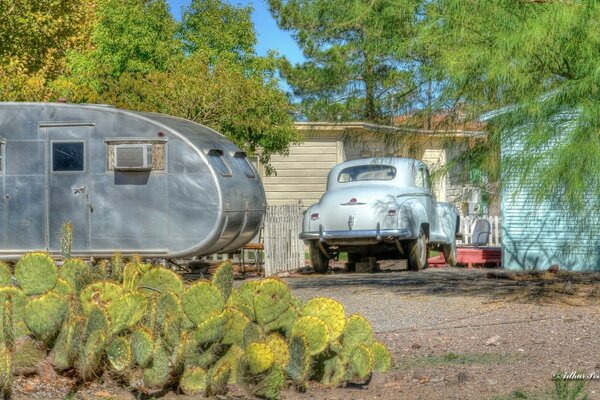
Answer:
[{"xmin": 300, "ymin": 225, "xmax": 412, "ymax": 242}]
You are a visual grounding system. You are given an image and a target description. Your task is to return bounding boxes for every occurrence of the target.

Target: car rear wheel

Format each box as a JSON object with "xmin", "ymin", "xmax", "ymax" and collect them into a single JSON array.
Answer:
[
  {"xmin": 407, "ymin": 228, "xmax": 429, "ymax": 271},
  {"xmin": 309, "ymin": 241, "xmax": 329, "ymax": 273},
  {"xmin": 442, "ymin": 240, "xmax": 457, "ymax": 267}
]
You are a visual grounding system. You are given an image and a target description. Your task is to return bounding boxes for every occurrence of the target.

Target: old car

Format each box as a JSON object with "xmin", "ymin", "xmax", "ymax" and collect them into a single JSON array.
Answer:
[{"xmin": 300, "ymin": 157, "xmax": 459, "ymax": 272}]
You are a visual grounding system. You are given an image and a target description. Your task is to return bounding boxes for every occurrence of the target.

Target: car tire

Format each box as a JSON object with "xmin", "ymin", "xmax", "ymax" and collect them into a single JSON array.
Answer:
[
  {"xmin": 407, "ymin": 228, "xmax": 429, "ymax": 271},
  {"xmin": 309, "ymin": 241, "xmax": 329, "ymax": 273},
  {"xmin": 442, "ymin": 240, "xmax": 457, "ymax": 267}
]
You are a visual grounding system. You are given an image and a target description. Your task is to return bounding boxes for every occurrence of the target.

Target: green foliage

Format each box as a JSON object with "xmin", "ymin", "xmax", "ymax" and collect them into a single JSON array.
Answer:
[
  {"xmin": 183, "ymin": 281, "xmax": 225, "ymax": 326},
  {"xmin": 137, "ymin": 267, "xmax": 184, "ymax": 296},
  {"xmin": 0, "ymin": 262, "xmax": 12, "ymax": 287},
  {"xmin": 106, "ymin": 337, "xmax": 132, "ymax": 371},
  {"xmin": 15, "ymin": 253, "xmax": 58, "ymax": 296},
  {"xmin": 212, "ymin": 261, "xmax": 233, "ymax": 302},
  {"xmin": 23, "ymin": 292, "xmax": 67, "ymax": 342},
  {"xmin": 291, "ymin": 316, "xmax": 329, "ymax": 356},
  {"xmin": 59, "ymin": 259, "xmax": 90, "ymax": 293}
]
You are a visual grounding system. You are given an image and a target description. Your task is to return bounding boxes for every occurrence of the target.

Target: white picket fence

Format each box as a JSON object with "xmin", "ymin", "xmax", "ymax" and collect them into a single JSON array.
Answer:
[
  {"xmin": 458, "ymin": 215, "xmax": 501, "ymax": 246},
  {"xmin": 263, "ymin": 204, "xmax": 305, "ymax": 276}
]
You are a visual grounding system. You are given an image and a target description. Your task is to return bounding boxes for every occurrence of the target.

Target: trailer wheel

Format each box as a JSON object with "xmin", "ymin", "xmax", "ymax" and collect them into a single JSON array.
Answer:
[
  {"xmin": 407, "ymin": 228, "xmax": 429, "ymax": 271},
  {"xmin": 309, "ymin": 241, "xmax": 329, "ymax": 273},
  {"xmin": 442, "ymin": 240, "xmax": 457, "ymax": 267}
]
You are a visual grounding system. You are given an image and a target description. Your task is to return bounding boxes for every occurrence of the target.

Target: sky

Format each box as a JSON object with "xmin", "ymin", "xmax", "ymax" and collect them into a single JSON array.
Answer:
[{"xmin": 167, "ymin": 0, "xmax": 305, "ymax": 65}]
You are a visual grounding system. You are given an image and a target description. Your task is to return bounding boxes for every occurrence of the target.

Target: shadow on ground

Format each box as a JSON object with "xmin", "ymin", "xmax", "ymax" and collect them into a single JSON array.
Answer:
[{"xmin": 284, "ymin": 265, "xmax": 600, "ymax": 305}]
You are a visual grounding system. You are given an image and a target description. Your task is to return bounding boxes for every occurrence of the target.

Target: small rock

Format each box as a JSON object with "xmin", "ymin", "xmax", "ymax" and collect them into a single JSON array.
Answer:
[
  {"xmin": 548, "ymin": 264, "xmax": 560, "ymax": 274},
  {"xmin": 94, "ymin": 391, "xmax": 112, "ymax": 398},
  {"xmin": 411, "ymin": 343, "xmax": 421, "ymax": 349},
  {"xmin": 457, "ymin": 371, "xmax": 469, "ymax": 383},
  {"xmin": 485, "ymin": 335, "xmax": 500, "ymax": 346},
  {"xmin": 564, "ymin": 281, "xmax": 575, "ymax": 295},
  {"xmin": 533, "ymin": 339, "xmax": 547, "ymax": 345},
  {"xmin": 419, "ymin": 376, "xmax": 430, "ymax": 384},
  {"xmin": 368, "ymin": 371, "xmax": 386, "ymax": 387},
  {"xmin": 517, "ymin": 348, "xmax": 525, "ymax": 352}
]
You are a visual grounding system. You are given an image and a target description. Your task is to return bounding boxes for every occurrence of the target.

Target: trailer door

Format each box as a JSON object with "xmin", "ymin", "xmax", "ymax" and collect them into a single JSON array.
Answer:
[{"xmin": 43, "ymin": 124, "xmax": 92, "ymax": 252}]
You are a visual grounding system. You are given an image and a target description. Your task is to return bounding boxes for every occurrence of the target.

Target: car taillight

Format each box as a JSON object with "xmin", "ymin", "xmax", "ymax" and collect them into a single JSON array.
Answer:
[
  {"xmin": 311, "ymin": 213, "xmax": 320, "ymax": 220},
  {"xmin": 387, "ymin": 209, "xmax": 397, "ymax": 216}
]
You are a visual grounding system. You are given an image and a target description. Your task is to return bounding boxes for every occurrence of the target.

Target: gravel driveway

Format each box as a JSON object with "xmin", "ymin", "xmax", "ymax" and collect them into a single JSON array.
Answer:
[{"xmin": 280, "ymin": 267, "xmax": 600, "ymax": 400}]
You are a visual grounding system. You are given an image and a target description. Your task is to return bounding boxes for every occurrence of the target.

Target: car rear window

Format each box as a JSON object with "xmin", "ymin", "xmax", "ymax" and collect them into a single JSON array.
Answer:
[{"xmin": 338, "ymin": 165, "xmax": 396, "ymax": 182}]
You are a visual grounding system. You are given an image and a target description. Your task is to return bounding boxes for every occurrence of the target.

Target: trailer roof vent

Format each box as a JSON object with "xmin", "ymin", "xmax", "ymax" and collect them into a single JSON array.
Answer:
[{"xmin": 114, "ymin": 144, "xmax": 152, "ymax": 171}]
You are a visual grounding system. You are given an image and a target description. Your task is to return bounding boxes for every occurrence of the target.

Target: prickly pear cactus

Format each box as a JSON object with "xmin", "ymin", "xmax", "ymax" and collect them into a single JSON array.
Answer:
[
  {"xmin": 212, "ymin": 261, "xmax": 233, "ymax": 302},
  {"xmin": 53, "ymin": 279, "xmax": 74, "ymax": 297},
  {"xmin": 179, "ymin": 366, "xmax": 208, "ymax": 395},
  {"xmin": 59, "ymin": 259, "xmax": 90, "ymax": 293},
  {"xmin": 79, "ymin": 330, "xmax": 106, "ymax": 381},
  {"xmin": 122, "ymin": 262, "xmax": 141, "ymax": 292},
  {"xmin": 0, "ymin": 344, "xmax": 11, "ymax": 398},
  {"xmin": 107, "ymin": 292, "xmax": 147, "ymax": 335},
  {"xmin": 110, "ymin": 252, "xmax": 124, "ymax": 283},
  {"xmin": 131, "ymin": 327, "xmax": 154, "ymax": 368},
  {"xmin": 349, "ymin": 344, "xmax": 373, "ymax": 379},
  {"xmin": 143, "ymin": 342, "xmax": 172, "ymax": 389},
  {"xmin": 0, "ymin": 262, "xmax": 12, "ymax": 287},
  {"xmin": 321, "ymin": 355, "xmax": 346, "ymax": 386},
  {"xmin": 267, "ymin": 333, "xmax": 290, "ymax": 368},
  {"xmin": 228, "ymin": 281, "xmax": 259, "ymax": 321},
  {"xmin": 342, "ymin": 314, "xmax": 374, "ymax": 349},
  {"xmin": 15, "ymin": 253, "xmax": 58, "ymax": 295},
  {"xmin": 106, "ymin": 337, "xmax": 132, "ymax": 371},
  {"xmin": 208, "ymin": 361, "xmax": 231, "ymax": 396},
  {"xmin": 222, "ymin": 308, "xmax": 250, "ymax": 345},
  {"xmin": 246, "ymin": 342, "xmax": 274, "ymax": 374},
  {"xmin": 286, "ymin": 334, "xmax": 310, "ymax": 385},
  {"xmin": 302, "ymin": 297, "xmax": 346, "ymax": 341},
  {"xmin": 291, "ymin": 316, "xmax": 330, "ymax": 356},
  {"xmin": 253, "ymin": 365, "xmax": 285, "ymax": 399},
  {"xmin": 51, "ymin": 315, "xmax": 83, "ymax": 370},
  {"xmin": 183, "ymin": 281, "xmax": 224, "ymax": 326},
  {"xmin": 254, "ymin": 279, "xmax": 291, "ymax": 326},
  {"xmin": 371, "ymin": 341, "xmax": 391, "ymax": 372},
  {"xmin": 23, "ymin": 292, "xmax": 67, "ymax": 342},
  {"xmin": 192, "ymin": 312, "xmax": 227, "ymax": 345},
  {"xmin": 80, "ymin": 281, "xmax": 123, "ymax": 315},
  {"xmin": 137, "ymin": 268, "xmax": 184, "ymax": 296},
  {"xmin": 156, "ymin": 291, "xmax": 182, "ymax": 327}
]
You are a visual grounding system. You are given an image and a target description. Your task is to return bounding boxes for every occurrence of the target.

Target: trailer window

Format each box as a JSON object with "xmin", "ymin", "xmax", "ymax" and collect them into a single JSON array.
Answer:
[
  {"xmin": 233, "ymin": 152, "xmax": 256, "ymax": 178},
  {"xmin": 208, "ymin": 150, "xmax": 231, "ymax": 177},
  {"xmin": 53, "ymin": 142, "xmax": 84, "ymax": 172}
]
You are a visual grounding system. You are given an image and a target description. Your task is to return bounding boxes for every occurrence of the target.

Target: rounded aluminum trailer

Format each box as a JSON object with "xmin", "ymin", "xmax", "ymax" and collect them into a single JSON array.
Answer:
[{"xmin": 0, "ymin": 103, "xmax": 266, "ymax": 260}]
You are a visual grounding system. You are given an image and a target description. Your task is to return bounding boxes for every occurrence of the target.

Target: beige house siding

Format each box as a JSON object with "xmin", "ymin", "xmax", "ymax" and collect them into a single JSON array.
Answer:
[{"xmin": 261, "ymin": 122, "xmax": 483, "ymax": 209}]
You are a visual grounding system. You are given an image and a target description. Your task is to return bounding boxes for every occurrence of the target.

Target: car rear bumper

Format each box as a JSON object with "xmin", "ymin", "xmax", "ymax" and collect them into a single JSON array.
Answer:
[{"xmin": 300, "ymin": 226, "xmax": 413, "ymax": 243}]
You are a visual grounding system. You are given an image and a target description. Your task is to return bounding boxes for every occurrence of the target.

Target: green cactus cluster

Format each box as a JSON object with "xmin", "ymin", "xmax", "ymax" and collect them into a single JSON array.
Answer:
[{"xmin": 2, "ymin": 253, "xmax": 391, "ymax": 399}]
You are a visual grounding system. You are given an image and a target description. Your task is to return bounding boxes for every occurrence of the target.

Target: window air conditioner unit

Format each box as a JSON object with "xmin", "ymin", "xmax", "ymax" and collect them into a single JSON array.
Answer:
[{"xmin": 114, "ymin": 144, "xmax": 153, "ymax": 171}]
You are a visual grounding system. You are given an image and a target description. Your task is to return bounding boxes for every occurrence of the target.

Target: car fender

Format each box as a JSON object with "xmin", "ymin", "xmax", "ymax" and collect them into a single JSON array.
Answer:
[
  {"xmin": 302, "ymin": 203, "xmax": 322, "ymax": 234},
  {"xmin": 397, "ymin": 198, "xmax": 429, "ymax": 239},
  {"xmin": 435, "ymin": 203, "xmax": 459, "ymax": 244}
]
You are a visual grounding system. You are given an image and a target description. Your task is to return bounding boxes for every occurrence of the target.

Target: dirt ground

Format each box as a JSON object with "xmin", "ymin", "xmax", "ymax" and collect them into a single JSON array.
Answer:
[{"xmin": 13, "ymin": 263, "xmax": 600, "ymax": 400}]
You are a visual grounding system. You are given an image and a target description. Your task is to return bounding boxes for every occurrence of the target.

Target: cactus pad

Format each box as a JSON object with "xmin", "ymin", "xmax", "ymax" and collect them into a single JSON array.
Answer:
[
  {"xmin": 53, "ymin": 278, "xmax": 74, "ymax": 297},
  {"xmin": 106, "ymin": 337, "xmax": 132, "ymax": 371},
  {"xmin": 242, "ymin": 323, "xmax": 265, "ymax": 348},
  {"xmin": 321, "ymin": 355, "xmax": 345, "ymax": 386},
  {"xmin": 51, "ymin": 316, "xmax": 83, "ymax": 370},
  {"xmin": 0, "ymin": 262, "xmax": 12, "ymax": 287},
  {"xmin": 349, "ymin": 344, "xmax": 373, "ymax": 379},
  {"xmin": 342, "ymin": 314, "xmax": 374, "ymax": 350},
  {"xmin": 246, "ymin": 342, "xmax": 274, "ymax": 374},
  {"xmin": 286, "ymin": 334, "xmax": 310, "ymax": 384},
  {"xmin": 179, "ymin": 366, "xmax": 208, "ymax": 395},
  {"xmin": 254, "ymin": 278, "xmax": 291, "ymax": 326},
  {"xmin": 291, "ymin": 316, "xmax": 330, "ymax": 356},
  {"xmin": 228, "ymin": 281, "xmax": 259, "ymax": 321},
  {"xmin": 222, "ymin": 308, "xmax": 250, "ymax": 345},
  {"xmin": 137, "ymin": 267, "xmax": 184, "ymax": 295},
  {"xmin": 0, "ymin": 344, "xmax": 11, "ymax": 398},
  {"xmin": 59, "ymin": 259, "xmax": 90, "ymax": 293},
  {"xmin": 131, "ymin": 327, "xmax": 154, "ymax": 368},
  {"xmin": 143, "ymin": 343, "xmax": 172, "ymax": 388},
  {"xmin": 253, "ymin": 365, "xmax": 285, "ymax": 399},
  {"xmin": 15, "ymin": 252, "xmax": 58, "ymax": 295},
  {"xmin": 302, "ymin": 297, "xmax": 346, "ymax": 341},
  {"xmin": 371, "ymin": 341, "xmax": 391, "ymax": 372},
  {"xmin": 208, "ymin": 362, "xmax": 231, "ymax": 396},
  {"xmin": 24, "ymin": 292, "xmax": 67, "ymax": 342},
  {"xmin": 211, "ymin": 261, "xmax": 233, "ymax": 302},
  {"xmin": 183, "ymin": 281, "xmax": 224, "ymax": 326},
  {"xmin": 162, "ymin": 315, "xmax": 182, "ymax": 348},
  {"xmin": 84, "ymin": 305, "xmax": 111, "ymax": 340},
  {"xmin": 267, "ymin": 333, "xmax": 290, "ymax": 368},
  {"xmin": 192, "ymin": 312, "xmax": 227, "ymax": 345},
  {"xmin": 122, "ymin": 262, "xmax": 141, "ymax": 292},
  {"xmin": 107, "ymin": 292, "xmax": 147, "ymax": 335},
  {"xmin": 79, "ymin": 330, "xmax": 106, "ymax": 381},
  {"xmin": 80, "ymin": 281, "xmax": 123, "ymax": 315},
  {"xmin": 156, "ymin": 291, "xmax": 182, "ymax": 327},
  {"xmin": 111, "ymin": 252, "xmax": 124, "ymax": 283}
]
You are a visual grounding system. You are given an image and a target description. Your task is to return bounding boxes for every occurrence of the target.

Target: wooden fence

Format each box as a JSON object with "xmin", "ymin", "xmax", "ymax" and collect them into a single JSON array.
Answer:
[
  {"xmin": 458, "ymin": 215, "xmax": 501, "ymax": 246},
  {"xmin": 263, "ymin": 204, "xmax": 305, "ymax": 276}
]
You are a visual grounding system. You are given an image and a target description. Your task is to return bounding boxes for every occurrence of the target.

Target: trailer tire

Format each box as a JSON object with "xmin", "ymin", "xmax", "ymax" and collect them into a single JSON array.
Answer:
[
  {"xmin": 309, "ymin": 241, "xmax": 329, "ymax": 273},
  {"xmin": 407, "ymin": 228, "xmax": 429, "ymax": 271},
  {"xmin": 442, "ymin": 240, "xmax": 457, "ymax": 267}
]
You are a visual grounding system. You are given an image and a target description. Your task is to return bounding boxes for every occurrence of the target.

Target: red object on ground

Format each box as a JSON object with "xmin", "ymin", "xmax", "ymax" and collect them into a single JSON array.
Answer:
[{"xmin": 428, "ymin": 246, "xmax": 502, "ymax": 269}]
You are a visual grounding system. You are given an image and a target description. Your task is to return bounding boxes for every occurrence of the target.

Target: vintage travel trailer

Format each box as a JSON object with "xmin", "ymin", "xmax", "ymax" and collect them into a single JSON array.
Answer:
[{"xmin": 0, "ymin": 103, "xmax": 266, "ymax": 260}]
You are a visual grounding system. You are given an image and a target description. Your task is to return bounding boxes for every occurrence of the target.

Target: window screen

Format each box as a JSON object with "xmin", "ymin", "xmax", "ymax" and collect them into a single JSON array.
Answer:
[
  {"xmin": 208, "ymin": 149, "xmax": 231, "ymax": 176},
  {"xmin": 53, "ymin": 142, "xmax": 84, "ymax": 172},
  {"xmin": 233, "ymin": 152, "xmax": 256, "ymax": 178}
]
